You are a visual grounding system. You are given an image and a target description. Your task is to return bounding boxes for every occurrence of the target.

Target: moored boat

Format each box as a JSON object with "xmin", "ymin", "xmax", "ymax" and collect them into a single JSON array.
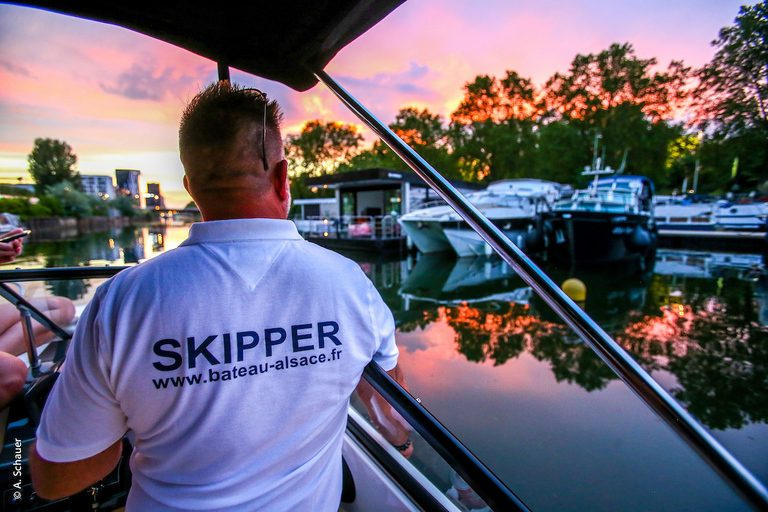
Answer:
[
  {"xmin": 399, "ymin": 179, "xmax": 569, "ymax": 256},
  {"xmin": 654, "ymin": 196, "xmax": 768, "ymax": 232},
  {"xmin": 548, "ymin": 173, "xmax": 657, "ymax": 266}
]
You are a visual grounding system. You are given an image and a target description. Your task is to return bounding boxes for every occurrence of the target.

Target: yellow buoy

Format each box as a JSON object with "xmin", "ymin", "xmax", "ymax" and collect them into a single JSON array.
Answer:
[{"xmin": 562, "ymin": 278, "xmax": 586, "ymax": 302}]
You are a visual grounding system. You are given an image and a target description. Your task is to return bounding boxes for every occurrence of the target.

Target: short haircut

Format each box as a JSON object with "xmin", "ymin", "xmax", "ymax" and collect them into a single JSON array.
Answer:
[{"xmin": 179, "ymin": 81, "xmax": 283, "ymax": 181}]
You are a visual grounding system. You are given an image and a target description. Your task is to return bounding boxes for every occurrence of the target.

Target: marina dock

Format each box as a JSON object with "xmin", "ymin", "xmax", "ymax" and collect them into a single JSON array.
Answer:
[{"xmin": 658, "ymin": 229, "xmax": 767, "ymax": 252}]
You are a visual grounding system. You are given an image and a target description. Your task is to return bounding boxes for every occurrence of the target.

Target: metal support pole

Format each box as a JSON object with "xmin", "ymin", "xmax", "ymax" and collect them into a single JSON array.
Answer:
[
  {"xmin": 0, "ymin": 283, "xmax": 71, "ymax": 341},
  {"xmin": 363, "ymin": 362, "xmax": 530, "ymax": 512},
  {"xmin": 315, "ymin": 69, "xmax": 768, "ymax": 510},
  {"xmin": 217, "ymin": 62, "xmax": 230, "ymax": 82},
  {"xmin": 18, "ymin": 305, "xmax": 41, "ymax": 375}
]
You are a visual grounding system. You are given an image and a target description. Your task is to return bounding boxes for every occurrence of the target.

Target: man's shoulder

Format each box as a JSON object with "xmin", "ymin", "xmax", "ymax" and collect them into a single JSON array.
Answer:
[{"xmin": 288, "ymin": 240, "xmax": 362, "ymax": 271}]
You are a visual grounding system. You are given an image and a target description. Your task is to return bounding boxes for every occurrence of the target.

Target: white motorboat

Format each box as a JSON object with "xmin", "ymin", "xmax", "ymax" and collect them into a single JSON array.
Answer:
[
  {"xmin": 399, "ymin": 179, "xmax": 569, "ymax": 256},
  {"xmin": 654, "ymin": 197, "xmax": 768, "ymax": 232}
]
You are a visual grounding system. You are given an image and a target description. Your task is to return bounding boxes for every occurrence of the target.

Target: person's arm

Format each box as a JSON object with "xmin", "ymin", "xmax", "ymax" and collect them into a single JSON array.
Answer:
[
  {"xmin": 386, "ymin": 364, "xmax": 406, "ymax": 389},
  {"xmin": 356, "ymin": 363, "xmax": 413, "ymax": 458},
  {"xmin": 29, "ymin": 439, "xmax": 122, "ymax": 500},
  {"xmin": 31, "ymin": 285, "xmax": 128, "ymax": 500}
]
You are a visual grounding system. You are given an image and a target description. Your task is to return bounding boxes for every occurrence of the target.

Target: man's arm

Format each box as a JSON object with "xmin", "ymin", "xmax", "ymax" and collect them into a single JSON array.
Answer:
[
  {"xmin": 385, "ymin": 364, "xmax": 407, "ymax": 390},
  {"xmin": 355, "ymin": 363, "xmax": 413, "ymax": 457},
  {"xmin": 29, "ymin": 439, "xmax": 122, "ymax": 500}
]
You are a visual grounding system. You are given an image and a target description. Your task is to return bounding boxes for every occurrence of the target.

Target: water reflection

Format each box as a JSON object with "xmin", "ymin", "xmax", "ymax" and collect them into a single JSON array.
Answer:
[
  {"xmin": 354, "ymin": 247, "xmax": 767, "ymax": 509},
  {"xmin": 20, "ymin": 225, "xmax": 171, "ymax": 300},
  {"xmin": 384, "ymin": 250, "xmax": 768, "ymax": 431}
]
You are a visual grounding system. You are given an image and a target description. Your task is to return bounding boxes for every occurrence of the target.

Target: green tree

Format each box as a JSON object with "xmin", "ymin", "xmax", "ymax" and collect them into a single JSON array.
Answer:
[
  {"xmin": 0, "ymin": 184, "xmax": 33, "ymax": 197},
  {"xmin": 110, "ymin": 194, "xmax": 138, "ymax": 217},
  {"xmin": 449, "ymin": 71, "xmax": 540, "ymax": 182},
  {"xmin": 388, "ymin": 107, "xmax": 461, "ymax": 179},
  {"xmin": 541, "ymin": 43, "xmax": 689, "ymax": 185},
  {"xmin": 338, "ymin": 107, "xmax": 461, "ymax": 178},
  {"xmin": 337, "ymin": 142, "xmax": 408, "ymax": 174},
  {"xmin": 27, "ymin": 138, "xmax": 83, "ymax": 195},
  {"xmin": 694, "ymin": 1, "xmax": 768, "ymax": 190},
  {"xmin": 36, "ymin": 196, "xmax": 64, "ymax": 217},
  {"xmin": 0, "ymin": 198, "xmax": 31, "ymax": 217},
  {"xmin": 544, "ymin": 42, "xmax": 689, "ymax": 124},
  {"xmin": 665, "ymin": 134, "xmax": 702, "ymax": 194},
  {"xmin": 285, "ymin": 120, "xmax": 364, "ymax": 177},
  {"xmin": 45, "ymin": 181, "xmax": 92, "ymax": 218},
  {"xmin": 534, "ymin": 121, "xmax": 589, "ymax": 185},
  {"xmin": 695, "ymin": 1, "xmax": 768, "ymax": 137}
]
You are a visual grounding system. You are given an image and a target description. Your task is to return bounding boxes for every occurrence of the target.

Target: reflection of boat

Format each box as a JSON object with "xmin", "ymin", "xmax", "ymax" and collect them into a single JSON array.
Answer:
[
  {"xmin": 548, "ymin": 174, "xmax": 657, "ymax": 266},
  {"xmin": 534, "ymin": 264, "xmax": 652, "ymax": 329},
  {"xmin": 654, "ymin": 249, "xmax": 765, "ymax": 281},
  {"xmin": 399, "ymin": 253, "xmax": 531, "ymax": 307},
  {"xmin": 399, "ymin": 180, "xmax": 567, "ymax": 256}
]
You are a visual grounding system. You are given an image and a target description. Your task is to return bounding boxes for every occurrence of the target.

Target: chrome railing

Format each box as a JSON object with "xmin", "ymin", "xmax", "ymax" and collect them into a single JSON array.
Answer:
[{"xmin": 293, "ymin": 215, "xmax": 402, "ymax": 240}]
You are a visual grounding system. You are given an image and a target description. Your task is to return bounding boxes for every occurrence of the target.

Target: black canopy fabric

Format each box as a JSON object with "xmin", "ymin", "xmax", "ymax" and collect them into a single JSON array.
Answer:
[{"xmin": 11, "ymin": 0, "xmax": 406, "ymax": 91}]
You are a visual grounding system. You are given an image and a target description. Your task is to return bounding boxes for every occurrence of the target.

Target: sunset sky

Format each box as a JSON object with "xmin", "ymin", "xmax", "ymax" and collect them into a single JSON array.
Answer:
[{"xmin": 0, "ymin": 1, "xmax": 749, "ymax": 207}]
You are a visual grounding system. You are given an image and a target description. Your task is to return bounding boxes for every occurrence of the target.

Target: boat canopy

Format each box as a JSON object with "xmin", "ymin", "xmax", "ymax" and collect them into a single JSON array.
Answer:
[
  {"xmin": 594, "ymin": 175, "xmax": 655, "ymax": 195},
  {"xmin": 12, "ymin": 0, "xmax": 405, "ymax": 91}
]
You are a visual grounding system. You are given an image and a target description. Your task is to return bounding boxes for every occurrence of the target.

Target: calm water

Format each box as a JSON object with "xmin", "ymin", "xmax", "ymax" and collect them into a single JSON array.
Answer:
[{"xmin": 10, "ymin": 225, "xmax": 768, "ymax": 511}]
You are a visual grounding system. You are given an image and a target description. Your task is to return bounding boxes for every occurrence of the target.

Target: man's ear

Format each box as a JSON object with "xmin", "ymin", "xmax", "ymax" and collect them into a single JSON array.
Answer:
[
  {"xmin": 183, "ymin": 175, "xmax": 191, "ymax": 195},
  {"xmin": 274, "ymin": 160, "xmax": 290, "ymax": 201}
]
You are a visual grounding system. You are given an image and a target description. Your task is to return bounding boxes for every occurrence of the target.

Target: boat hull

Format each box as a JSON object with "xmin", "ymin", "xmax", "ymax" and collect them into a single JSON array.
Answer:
[
  {"xmin": 444, "ymin": 226, "xmax": 529, "ymax": 257},
  {"xmin": 654, "ymin": 202, "xmax": 768, "ymax": 232},
  {"xmin": 399, "ymin": 219, "xmax": 454, "ymax": 253},
  {"xmin": 549, "ymin": 211, "xmax": 656, "ymax": 265}
]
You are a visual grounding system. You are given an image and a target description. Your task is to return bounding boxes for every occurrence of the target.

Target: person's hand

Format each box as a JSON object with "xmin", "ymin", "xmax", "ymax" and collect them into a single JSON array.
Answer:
[{"xmin": 0, "ymin": 228, "xmax": 25, "ymax": 264}]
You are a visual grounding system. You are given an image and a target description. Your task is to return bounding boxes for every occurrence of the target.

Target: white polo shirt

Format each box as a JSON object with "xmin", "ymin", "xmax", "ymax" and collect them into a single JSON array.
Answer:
[{"xmin": 36, "ymin": 219, "xmax": 399, "ymax": 511}]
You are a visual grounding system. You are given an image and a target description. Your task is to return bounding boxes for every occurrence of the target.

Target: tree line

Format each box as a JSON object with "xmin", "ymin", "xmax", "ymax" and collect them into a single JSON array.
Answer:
[
  {"xmin": 2, "ymin": 137, "xmax": 145, "ymax": 220},
  {"xmin": 286, "ymin": 1, "xmax": 767, "ymax": 199}
]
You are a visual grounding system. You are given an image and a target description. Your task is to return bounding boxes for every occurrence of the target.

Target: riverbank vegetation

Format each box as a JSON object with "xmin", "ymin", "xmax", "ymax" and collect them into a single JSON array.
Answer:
[
  {"xmin": 2, "ymin": 138, "xmax": 153, "ymax": 221},
  {"xmin": 286, "ymin": 1, "xmax": 767, "ymax": 198}
]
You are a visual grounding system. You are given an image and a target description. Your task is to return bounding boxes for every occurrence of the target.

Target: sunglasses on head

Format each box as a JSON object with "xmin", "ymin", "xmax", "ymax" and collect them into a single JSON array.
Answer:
[{"xmin": 240, "ymin": 88, "xmax": 269, "ymax": 171}]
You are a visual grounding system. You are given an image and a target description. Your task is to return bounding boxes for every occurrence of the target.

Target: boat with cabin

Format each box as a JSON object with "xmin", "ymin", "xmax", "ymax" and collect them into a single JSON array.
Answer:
[
  {"xmin": 654, "ymin": 195, "xmax": 768, "ymax": 233},
  {"xmin": 2, "ymin": 2, "xmax": 768, "ymax": 512},
  {"xmin": 653, "ymin": 195, "xmax": 768, "ymax": 251},
  {"xmin": 547, "ymin": 158, "xmax": 657, "ymax": 266},
  {"xmin": 399, "ymin": 179, "xmax": 568, "ymax": 256}
]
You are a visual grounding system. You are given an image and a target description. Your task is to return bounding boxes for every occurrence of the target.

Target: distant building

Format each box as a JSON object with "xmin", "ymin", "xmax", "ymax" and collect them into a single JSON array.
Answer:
[
  {"xmin": 80, "ymin": 175, "xmax": 116, "ymax": 200},
  {"xmin": 115, "ymin": 169, "xmax": 142, "ymax": 207},
  {"xmin": 145, "ymin": 182, "xmax": 166, "ymax": 210}
]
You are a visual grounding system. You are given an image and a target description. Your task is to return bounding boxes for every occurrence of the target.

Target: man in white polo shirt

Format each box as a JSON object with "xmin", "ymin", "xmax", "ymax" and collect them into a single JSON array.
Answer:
[{"xmin": 29, "ymin": 81, "xmax": 404, "ymax": 511}]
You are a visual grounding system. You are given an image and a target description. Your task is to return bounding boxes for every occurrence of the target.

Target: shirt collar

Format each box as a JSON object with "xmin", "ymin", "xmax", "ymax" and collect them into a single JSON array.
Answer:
[{"xmin": 180, "ymin": 218, "xmax": 303, "ymax": 246}]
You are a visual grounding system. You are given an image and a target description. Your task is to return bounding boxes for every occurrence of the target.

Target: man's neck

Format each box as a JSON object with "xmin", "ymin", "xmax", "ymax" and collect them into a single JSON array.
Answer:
[{"xmin": 198, "ymin": 198, "xmax": 287, "ymax": 222}]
